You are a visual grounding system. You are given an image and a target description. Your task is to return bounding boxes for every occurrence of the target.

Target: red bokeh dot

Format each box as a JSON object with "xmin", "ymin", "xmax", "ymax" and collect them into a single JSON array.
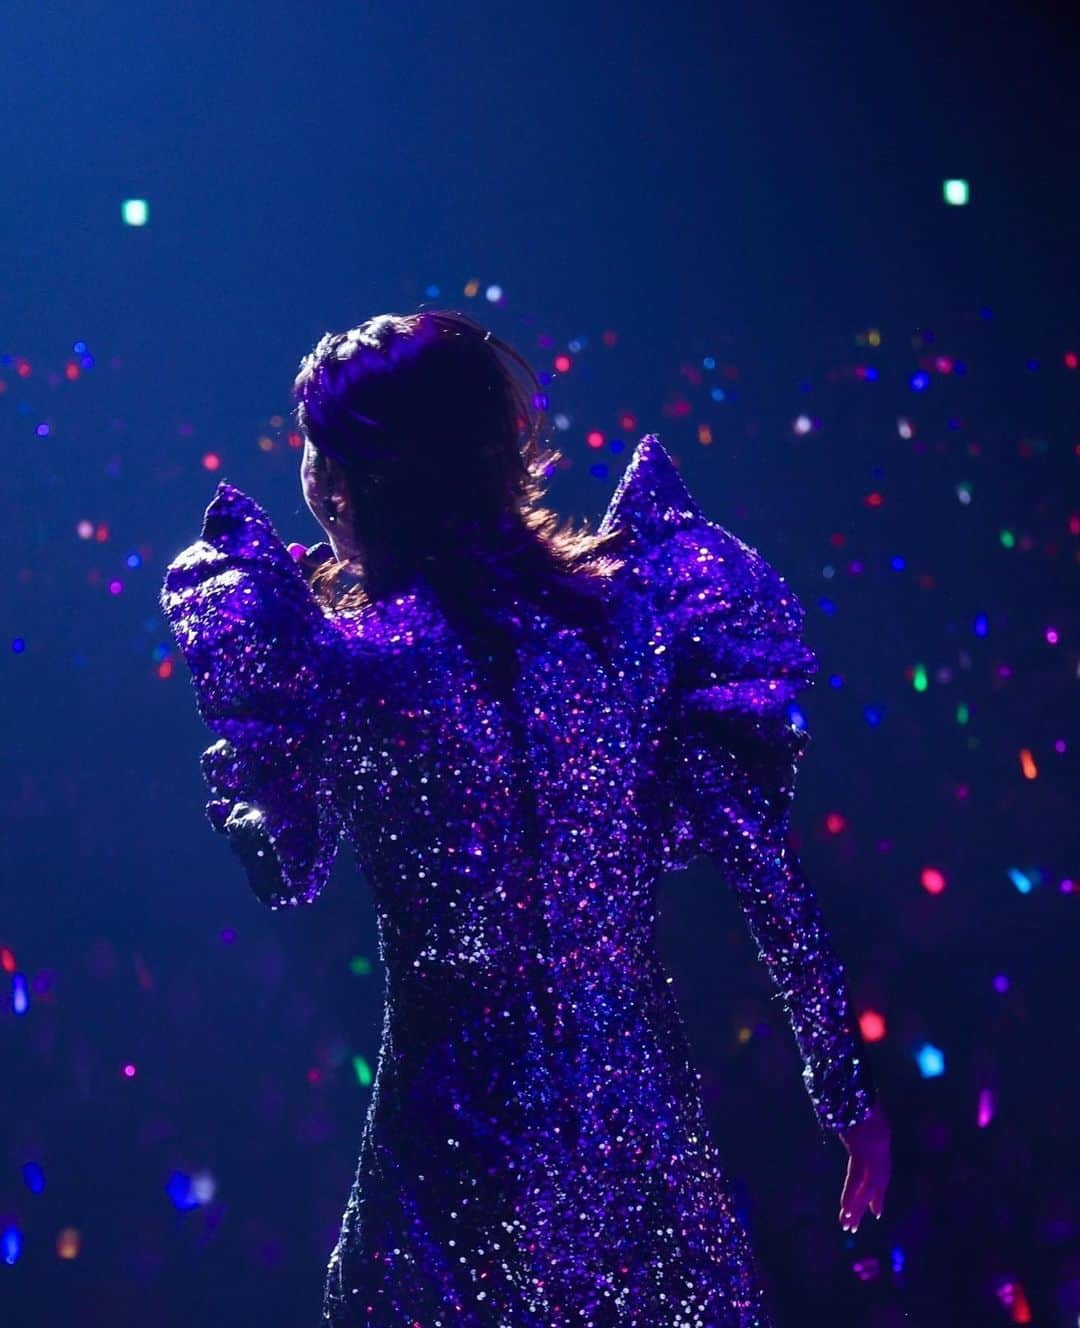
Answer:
[
  {"xmin": 859, "ymin": 1010, "xmax": 887, "ymax": 1042},
  {"xmin": 921, "ymin": 866, "xmax": 947, "ymax": 895}
]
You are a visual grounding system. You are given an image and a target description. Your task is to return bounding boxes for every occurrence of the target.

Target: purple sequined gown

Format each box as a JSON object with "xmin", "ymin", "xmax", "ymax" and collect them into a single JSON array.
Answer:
[{"xmin": 162, "ymin": 435, "xmax": 875, "ymax": 1327}]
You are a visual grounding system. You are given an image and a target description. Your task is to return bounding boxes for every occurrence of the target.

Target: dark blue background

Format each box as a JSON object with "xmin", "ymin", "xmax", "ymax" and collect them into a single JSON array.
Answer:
[{"xmin": 3, "ymin": 2, "xmax": 1078, "ymax": 1325}]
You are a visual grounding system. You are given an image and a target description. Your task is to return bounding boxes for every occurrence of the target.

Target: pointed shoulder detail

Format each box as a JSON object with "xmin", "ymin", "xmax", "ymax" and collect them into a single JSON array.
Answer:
[
  {"xmin": 199, "ymin": 478, "xmax": 279, "ymax": 550},
  {"xmin": 598, "ymin": 433, "xmax": 808, "ymax": 624},
  {"xmin": 597, "ymin": 433, "xmax": 790, "ymax": 621},
  {"xmin": 161, "ymin": 479, "xmax": 337, "ymax": 647},
  {"xmin": 160, "ymin": 480, "xmax": 341, "ymax": 732},
  {"xmin": 598, "ymin": 434, "xmax": 706, "ymax": 553},
  {"xmin": 163, "ymin": 479, "xmax": 311, "ymax": 590},
  {"xmin": 598, "ymin": 432, "xmax": 818, "ymax": 772}
]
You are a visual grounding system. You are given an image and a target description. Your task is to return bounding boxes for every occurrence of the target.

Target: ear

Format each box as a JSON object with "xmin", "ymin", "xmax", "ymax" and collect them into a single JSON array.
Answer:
[{"xmin": 318, "ymin": 454, "xmax": 350, "ymax": 516}]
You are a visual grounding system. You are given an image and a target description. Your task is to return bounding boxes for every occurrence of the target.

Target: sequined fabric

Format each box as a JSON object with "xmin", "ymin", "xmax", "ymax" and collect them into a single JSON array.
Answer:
[{"xmin": 161, "ymin": 434, "xmax": 876, "ymax": 1326}]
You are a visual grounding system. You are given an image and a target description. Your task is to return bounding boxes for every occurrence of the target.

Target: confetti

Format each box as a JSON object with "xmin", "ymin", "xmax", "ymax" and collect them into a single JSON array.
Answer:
[{"xmin": 4, "ymin": 292, "xmax": 1074, "ymax": 1325}]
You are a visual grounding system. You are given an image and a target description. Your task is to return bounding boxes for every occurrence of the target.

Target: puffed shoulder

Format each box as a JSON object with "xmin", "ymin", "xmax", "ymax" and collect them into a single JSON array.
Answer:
[
  {"xmin": 599, "ymin": 435, "xmax": 819, "ymax": 725},
  {"xmin": 600, "ymin": 436, "xmax": 820, "ymax": 863},
  {"xmin": 161, "ymin": 479, "xmax": 330, "ymax": 630},
  {"xmin": 160, "ymin": 480, "xmax": 342, "ymax": 736},
  {"xmin": 598, "ymin": 433, "xmax": 712, "ymax": 554},
  {"xmin": 160, "ymin": 481, "xmax": 346, "ymax": 908}
]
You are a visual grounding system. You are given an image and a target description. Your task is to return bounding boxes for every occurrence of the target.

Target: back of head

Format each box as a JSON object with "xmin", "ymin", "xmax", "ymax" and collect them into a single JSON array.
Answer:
[
  {"xmin": 291, "ymin": 309, "xmax": 627, "ymax": 695},
  {"xmin": 294, "ymin": 311, "xmax": 531, "ymax": 576}
]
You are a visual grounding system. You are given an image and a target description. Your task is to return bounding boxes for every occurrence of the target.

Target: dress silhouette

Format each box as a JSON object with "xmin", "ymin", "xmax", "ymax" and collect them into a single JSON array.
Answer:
[{"xmin": 161, "ymin": 434, "xmax": 875, "ymax": 1327}]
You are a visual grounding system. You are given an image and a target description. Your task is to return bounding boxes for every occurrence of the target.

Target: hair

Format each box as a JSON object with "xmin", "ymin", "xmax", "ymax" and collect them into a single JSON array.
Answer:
[{"xmin": 290, "ymin": 308, "xmax": 629, "ymax": 700}]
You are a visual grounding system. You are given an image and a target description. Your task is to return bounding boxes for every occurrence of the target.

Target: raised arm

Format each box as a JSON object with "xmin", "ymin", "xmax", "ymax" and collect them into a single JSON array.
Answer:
[{"xmin": 161, "ymin": 481, "xmax": 346, "ymax": 908}]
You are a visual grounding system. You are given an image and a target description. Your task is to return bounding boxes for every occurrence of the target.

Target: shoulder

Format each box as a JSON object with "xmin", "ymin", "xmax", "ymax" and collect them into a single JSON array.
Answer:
[
  {"xmin": 598, "ymin": 434, "xmax": 804, "ymax": 632},
  {"xmin": 162, "ymin": 480, "xmax": 345, "ymax": 638},
  {"xmin": 161, "ymin": 481, "xmax": 350, "ymax": 724}
]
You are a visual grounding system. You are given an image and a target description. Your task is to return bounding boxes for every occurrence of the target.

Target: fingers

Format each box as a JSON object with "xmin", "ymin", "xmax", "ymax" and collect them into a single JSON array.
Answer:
[
  {"xmin": 839, "ymin": 1107, "xmax": 893, "ymax": 1233},
  {"xmin": 839, "ymin": 1160, "xmax": 875, "ymax": 1232},
  {"xmin": 223, "ymin": 803, "xmax": 286, "ymax": 905},
  {"xmin": 287, "ymin": 540, "xmax": 333, "ymax": 584},
  {"xmin": 202, "ymin": 741, "xmax": 245, "ymax": 833},
  {"xmin": 838, "ymin": 1156, "xmax": 860, "ymax": 1230},
  {"xmin": 840, "ymin": 1157, "xmax": 890, "ymax": 1232},
  {"xmin": 201, "ymin": 738, "xmax": 243, "ymax": 800}
]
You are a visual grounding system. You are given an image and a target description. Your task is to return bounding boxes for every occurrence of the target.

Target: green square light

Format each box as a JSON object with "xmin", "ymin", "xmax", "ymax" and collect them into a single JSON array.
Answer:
[
  {"xmin": 943, "ymin": 179, "xmax": 969, "ymax": 206},
  {"xmin": 122, "ymin": 198, "xmax": 149, "ymax": 226}
]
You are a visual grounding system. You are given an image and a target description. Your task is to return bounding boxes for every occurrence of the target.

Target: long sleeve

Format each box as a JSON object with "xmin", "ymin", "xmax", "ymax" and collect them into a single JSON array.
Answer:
[
  {"xmin": 161, "ymin": 481, "xmax": 346, "ymax": 908},
  {"xmin": 599, "ymin": 434, "xmax": 877, "ymax": 1136},
  {"xmin": 720, "ymin": 827, "xmax": 877, "ymax": 1136},
  {"xmin": 658, "ymin": 520, "xmax": 876, "ymax": 1136}
]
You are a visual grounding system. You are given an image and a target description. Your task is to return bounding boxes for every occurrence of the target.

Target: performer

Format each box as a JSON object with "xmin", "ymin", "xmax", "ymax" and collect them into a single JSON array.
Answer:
[{"xmin": 161, "ymin": 310, "xmax": 890, "ymax": 1326}]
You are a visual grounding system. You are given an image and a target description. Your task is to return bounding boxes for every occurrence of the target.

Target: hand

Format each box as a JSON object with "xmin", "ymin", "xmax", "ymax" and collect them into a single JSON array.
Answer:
[
  {"xmin": 287, "ymin": 540, "xmax": 334, "ymax": 585},
  {"xmin": 222, "ymin": 801, "xmax": 287, "ymax": 905},
  {"xmin": 837, "ymin": 1099, "xmax": 891, "ymax": 1232}
]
